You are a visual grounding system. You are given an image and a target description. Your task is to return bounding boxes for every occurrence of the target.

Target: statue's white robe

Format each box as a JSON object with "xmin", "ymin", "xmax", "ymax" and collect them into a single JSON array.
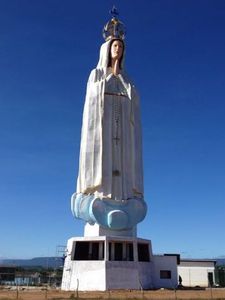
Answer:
[{"xmin": 76, "ymin": 40, "xmax": 143, "ymax": 200}]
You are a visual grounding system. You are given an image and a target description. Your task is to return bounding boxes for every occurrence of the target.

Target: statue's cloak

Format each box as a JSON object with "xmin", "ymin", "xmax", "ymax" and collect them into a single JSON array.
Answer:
[{"xmin": 76, "ymin": 40, "xmax": 143, "ymax": 199}]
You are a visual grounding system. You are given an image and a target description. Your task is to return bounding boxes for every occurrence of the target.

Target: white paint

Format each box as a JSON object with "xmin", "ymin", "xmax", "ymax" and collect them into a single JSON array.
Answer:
[
  {"xmin": 62, "ymin": 260, "xmax": 106, "ymax": 291},
  {"xmin": 152, "ymin": 255, "xmax": 178, "ymax": 289},
  {"xmin": 61, "ymin": 236, "xmax": 155, "ymax": 291},
  {"xmin": 61, "ymin": 234, "xmax": 216, "ymax": 290},
  {"xmin": 84, "ymin": 223, "xmax": 137, "ymax": 237},
  {"xmin": 178, "ymin": 260, "xmax": 216, "ymax": 287},
  {"xmin": 105, "ymin": 261, "xmax": 153, "ymax": 290},
  {"xmin": 76, "ymin": 40, "xmax": 143, "ymax": 200}
]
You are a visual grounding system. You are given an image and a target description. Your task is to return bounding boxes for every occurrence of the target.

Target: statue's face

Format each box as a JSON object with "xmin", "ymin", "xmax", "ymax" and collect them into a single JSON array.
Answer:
[{"xmin": 110, "ymin": 40, "xmax": 123, "ymax": 60}]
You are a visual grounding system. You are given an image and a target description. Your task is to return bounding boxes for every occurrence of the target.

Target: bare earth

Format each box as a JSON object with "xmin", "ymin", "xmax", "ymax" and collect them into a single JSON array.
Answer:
[{"xmin": 1, "ymin": 288, "xmax": 225, "ymax": 300}]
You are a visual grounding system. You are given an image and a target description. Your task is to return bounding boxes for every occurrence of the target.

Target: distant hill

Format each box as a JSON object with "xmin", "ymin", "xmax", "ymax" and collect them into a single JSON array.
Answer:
[
  {"xmin": 1, "ymin": 256, "xmax": 225, "ymax": 268},
  {"xmin": 0, "ymin": 257, "xmax": 64, "ymax": 268},
  {"xmin": 216, "ymin": 258, "xmax": 225, "ymax": 266}
]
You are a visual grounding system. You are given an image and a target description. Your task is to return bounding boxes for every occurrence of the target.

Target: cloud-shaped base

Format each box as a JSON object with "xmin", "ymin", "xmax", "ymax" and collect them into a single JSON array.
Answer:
[{"xmin": 71, "ymin": 193, "xmax": 147, "ymax": 230}]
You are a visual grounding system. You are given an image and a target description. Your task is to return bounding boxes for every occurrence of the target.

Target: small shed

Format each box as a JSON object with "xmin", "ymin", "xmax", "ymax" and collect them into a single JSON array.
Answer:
[
  {"xmin": 178, "ymin": 259, "xmax": 216, "ymax": 287},
  {"xmin": 151, "ymin": 254, "xmax": 180, "ymax": 289}
]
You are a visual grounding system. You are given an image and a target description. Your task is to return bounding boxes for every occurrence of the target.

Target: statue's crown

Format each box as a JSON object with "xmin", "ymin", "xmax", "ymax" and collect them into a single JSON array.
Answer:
[{"xmin": 103, "ymin": 6, "xmax": 126, "ymax": 41}]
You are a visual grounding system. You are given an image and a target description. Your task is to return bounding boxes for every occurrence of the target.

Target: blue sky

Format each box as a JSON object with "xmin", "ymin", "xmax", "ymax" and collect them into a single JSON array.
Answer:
[{"xmin": 1, "ymin": 0, "xmax": 225, "ymax": 259}]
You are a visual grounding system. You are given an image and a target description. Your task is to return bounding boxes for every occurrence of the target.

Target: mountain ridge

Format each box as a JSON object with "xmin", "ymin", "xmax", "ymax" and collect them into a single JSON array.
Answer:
[
  {"xmin": 0, "ymin": 257, "xmax": 64, "ymax": 268},
  {"xmin": 0, "ymin": 256, "xmax": 225, "ymax": 268}
]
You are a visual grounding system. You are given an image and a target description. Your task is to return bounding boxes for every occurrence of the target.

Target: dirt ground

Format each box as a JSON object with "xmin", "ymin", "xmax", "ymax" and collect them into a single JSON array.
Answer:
[{"xmin": 1, "ymin": 288, "xmax": 225, "ymax": 300}]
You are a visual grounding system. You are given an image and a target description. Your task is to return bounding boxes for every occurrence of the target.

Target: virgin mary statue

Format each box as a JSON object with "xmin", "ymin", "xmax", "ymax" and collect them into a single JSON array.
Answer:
[{"xmin": 71, "ymin": 12, "xmax": 147, "ymax": 230}]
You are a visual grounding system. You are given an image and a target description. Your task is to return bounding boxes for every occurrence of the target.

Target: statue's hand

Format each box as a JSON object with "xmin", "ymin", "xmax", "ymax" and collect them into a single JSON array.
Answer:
[{"xmin": 113, "ymin": 59, "xmax": 120, "ymax": 76}]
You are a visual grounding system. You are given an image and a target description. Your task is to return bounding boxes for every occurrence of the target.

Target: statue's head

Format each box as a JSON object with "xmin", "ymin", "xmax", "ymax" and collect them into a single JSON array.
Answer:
[
  {"xmin": 97, "ymin": 38, "xmax": 125, "ymax": 70},
  {"xmin": 108, "ymin": 38, "xmax": 124, "ymax": 69},
  {"xmin": 97, "ymin": 8, "xmax": 126, "ymax": 70}
]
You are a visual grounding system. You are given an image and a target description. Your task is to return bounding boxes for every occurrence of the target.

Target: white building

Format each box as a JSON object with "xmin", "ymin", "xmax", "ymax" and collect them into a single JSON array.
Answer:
[
  {"xmin": 62, "ymin": 235, "xmax": 154, "ymax": 291},
  {"xmin": 62, "ymin": 235, "xmax": 217, "ymax": 291},
  {"xmin": 152, "ymin": 254, "xmax": 179, "ymax": 289},
  {"xmin": 178, "ymin": 259, "xmax": 216, "ymax": 288},
  {"xmin": 61, "ymin": 229, "xmax": 180, "ymax": 291}
]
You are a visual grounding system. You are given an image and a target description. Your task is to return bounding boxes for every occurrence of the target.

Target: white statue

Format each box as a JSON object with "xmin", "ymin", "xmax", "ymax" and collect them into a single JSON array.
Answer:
[{"xmin": 71, "ymin": 13, "xmax": 147, "ymax": 230}]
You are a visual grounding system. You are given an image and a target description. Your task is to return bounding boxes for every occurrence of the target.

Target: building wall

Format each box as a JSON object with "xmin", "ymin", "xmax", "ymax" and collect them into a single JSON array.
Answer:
[
  {"xmin": 178, "ymin": 261, "xmax": 215, "ymax": 287},
  {"xmin": 61, "ymin": 237, "xmax": 106, "ymax": 290},
  {"xmin": 68, "ymin": 261, "xmax": 106, "ymax": 291},
  {"xmin": 152, "ymin": 255, "xmax": 178, "ymax": 289},
  {"xmin": 62, "ymin": 237, "xmax": 216, "ymax": 290},
  {"xmin": 61, "ymin": 236, "xmax": 154, "ymax": 291},
  {"xmin": 106, "ymin": 261, "xmax": 153, "ymax": 290}
]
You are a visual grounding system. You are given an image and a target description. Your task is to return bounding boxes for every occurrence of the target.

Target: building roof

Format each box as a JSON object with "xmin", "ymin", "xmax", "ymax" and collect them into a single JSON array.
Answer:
[
  {"xmin": 181, "ymin": 258, "xmax": 217, "ymax": 263},
  {"xmin": 179, "ymin": 258, "xmax": 217, "ymax": 267}
]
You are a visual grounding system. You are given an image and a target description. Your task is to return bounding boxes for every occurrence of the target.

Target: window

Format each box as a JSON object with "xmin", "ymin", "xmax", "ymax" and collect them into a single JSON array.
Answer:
[
  {"xmin": 160, "ymin": 270, "xmax": 171, "ymax": 279},
  {"xmin": 74, "ymin": 242, "xmax": 89, "ymax": 260},
  {"xmin": 138, "ymin": 243, "xmax": 150, "ymax": 262},
  {"xmin": 92, "ymin": 242, "xmax": 100, "ymax": 260},
  {"xmin": 114, "ymin": 242, "xmax": 123, "ymax": 261},
  {"xmin": 108, "ymin": 242, "xmax": 134, "ymax": 261},
  {"xmin": 73, "ymin": 241, "xmax": 104, "ymax": 260},
  {"xmin": 109, "ymin": 242, "xmax": 112, "ymax": 260},
  {"xmin": 126, "ymin": 243, "xmax": 134, "ymax": 261}
]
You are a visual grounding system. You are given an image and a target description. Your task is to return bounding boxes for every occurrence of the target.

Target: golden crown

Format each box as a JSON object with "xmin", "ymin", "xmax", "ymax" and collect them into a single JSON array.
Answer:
[{"xmin": 103, "ymin": 6, "xmax": 126, "ymax": 41}]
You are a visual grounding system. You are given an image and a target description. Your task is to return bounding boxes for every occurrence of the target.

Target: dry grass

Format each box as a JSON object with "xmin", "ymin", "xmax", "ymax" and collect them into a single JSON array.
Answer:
[{"xmin": 1, "ymin": 287, "xmax": 225, "ymax": 300}]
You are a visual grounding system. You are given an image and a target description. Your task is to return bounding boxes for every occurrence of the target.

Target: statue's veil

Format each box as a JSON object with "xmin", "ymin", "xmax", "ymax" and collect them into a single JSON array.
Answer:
[{"xmin": 96, "ymin": 39, "xmax": 125, "ymax": 71}]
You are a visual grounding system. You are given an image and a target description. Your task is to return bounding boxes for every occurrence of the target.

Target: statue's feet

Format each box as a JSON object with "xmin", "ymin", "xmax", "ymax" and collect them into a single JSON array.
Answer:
[{"xmin": 71, "ymin": 193, "xmax": 147, "ymax": 230}]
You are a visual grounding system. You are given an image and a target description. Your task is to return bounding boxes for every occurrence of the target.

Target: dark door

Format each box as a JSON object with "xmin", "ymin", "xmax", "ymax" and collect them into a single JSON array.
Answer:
[{"xmin": 208, "ymin": 272, "xmax": 214, "ymax": 287}]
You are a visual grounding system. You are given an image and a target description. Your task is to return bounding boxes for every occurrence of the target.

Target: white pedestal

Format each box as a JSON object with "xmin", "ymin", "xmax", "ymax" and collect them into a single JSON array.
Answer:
[
  {"xmin": 84, "ymin": 223, "xmax": 137, "ymax": 237},
  {"xmin": 61, "ymin": 235, "xmax": 154, "ymax": 291}
]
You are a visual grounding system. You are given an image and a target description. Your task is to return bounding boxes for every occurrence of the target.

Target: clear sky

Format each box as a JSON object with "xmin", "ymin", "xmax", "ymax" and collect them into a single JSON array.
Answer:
[{"xmin": 1, "ymin": 0, "xmax": 225, "ymax": 260}]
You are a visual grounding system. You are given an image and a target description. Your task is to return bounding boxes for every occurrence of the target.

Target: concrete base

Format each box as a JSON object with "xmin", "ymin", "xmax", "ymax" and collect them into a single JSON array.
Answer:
[
  {"xmin": 61, "ymin": 235, "xmax": 153, "ymax": 291},
  {"xmin": 84, "ymin": 223, "xmax": 137, "ymax": 237}
]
